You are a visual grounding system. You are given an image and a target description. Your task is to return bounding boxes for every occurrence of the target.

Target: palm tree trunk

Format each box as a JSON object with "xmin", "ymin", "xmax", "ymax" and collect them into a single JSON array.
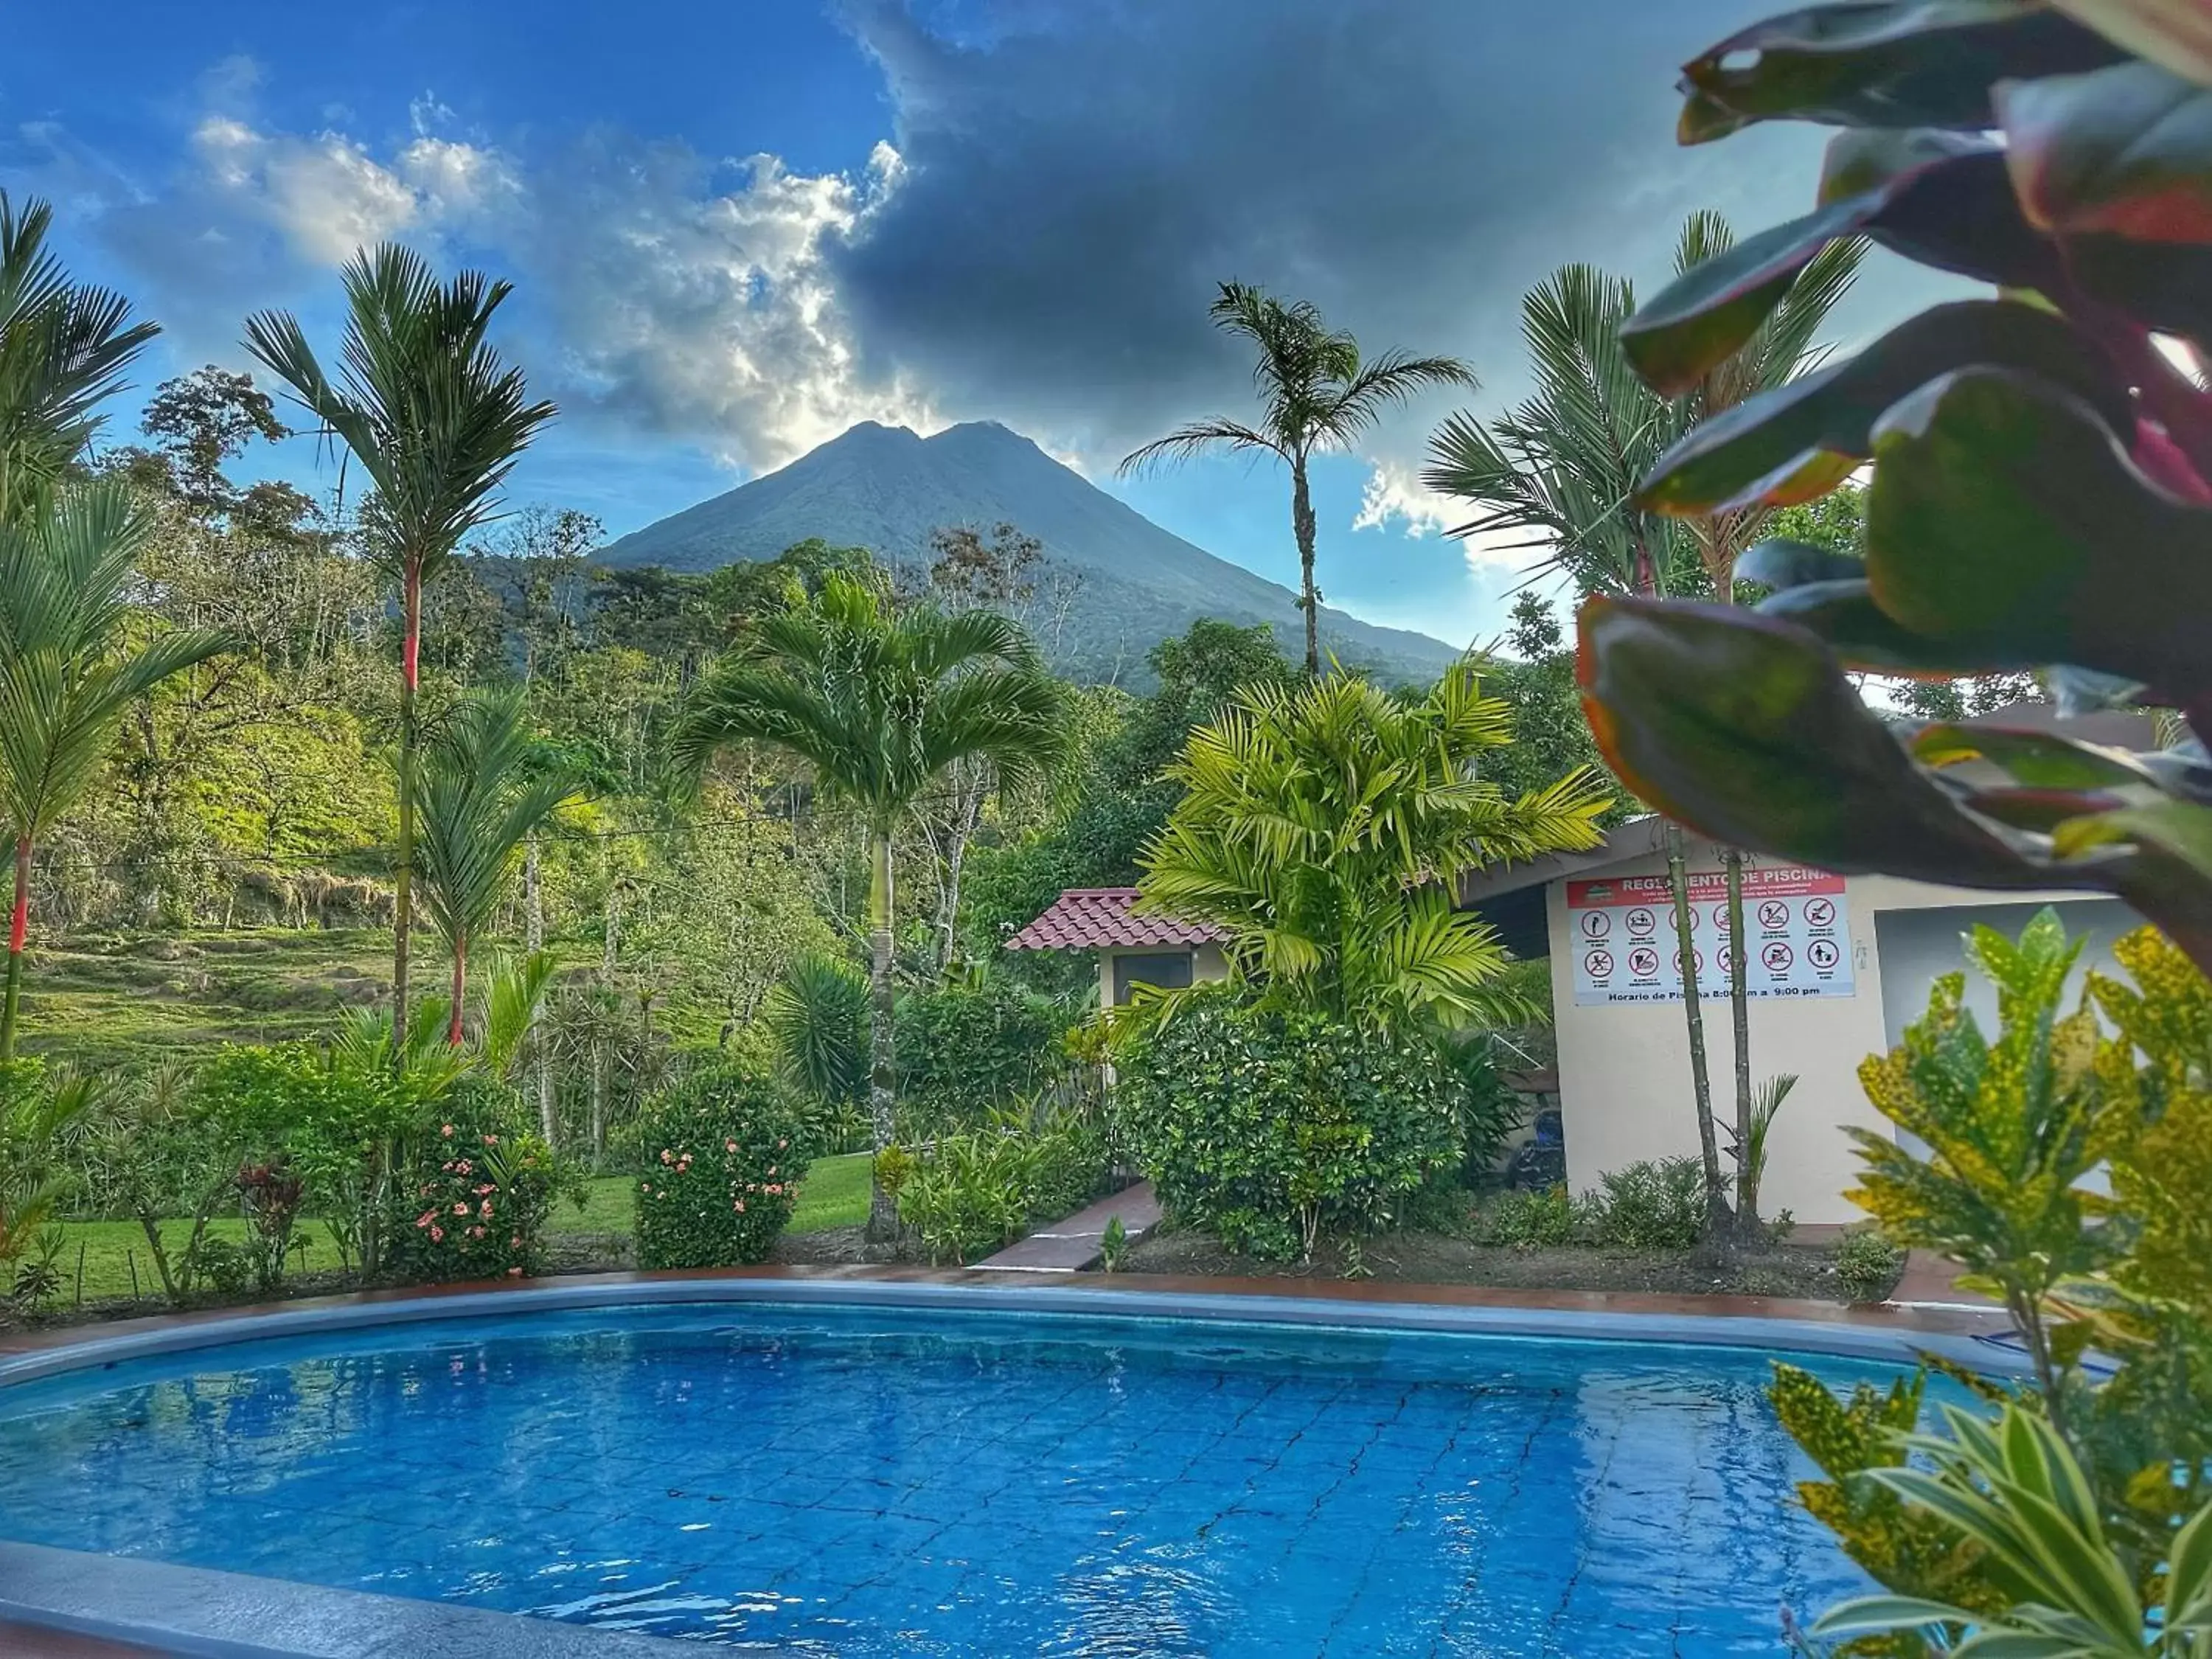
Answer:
[
  {"xmin": 1723, "ymin": 849, "xmax": 1755, "ymax": 1231},
  {"xmin": 1292, "ymin": 458, "xmax": 1320, "ymax": 676},
  {"xmin": 1, "ymin": 835, "xmax": 29, "ymax": 1061},
  {"xmin": 393, "ymin": 563, "xmax": 422, "ymax": 1050},
  {"xmin": 525, "ymin": 832, "xmax": 554, "ymax": 1145},
  {"xmin": 866, "ymin": 827, "xmax": 899, "ymax": 1243},
  {"xmin": 1666, "ymin": 806, "xmax": 1728, "ymax": 1234},
  {"xmin": 447, "ymin": 933, "xmax": 467, "ymax": 1046}
]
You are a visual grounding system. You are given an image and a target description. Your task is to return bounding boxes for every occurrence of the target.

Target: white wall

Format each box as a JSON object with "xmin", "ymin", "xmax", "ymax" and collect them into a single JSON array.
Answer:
[{"xmin": 1547, "ymin": 841, "xmax": 2140, "ymax": 1224}]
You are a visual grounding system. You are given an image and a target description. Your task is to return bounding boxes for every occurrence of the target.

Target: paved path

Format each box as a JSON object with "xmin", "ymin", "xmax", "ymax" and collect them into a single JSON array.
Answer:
[{"xmin": 973, "ymin": 1182, "xmax": 1161, "ymax": 1272}]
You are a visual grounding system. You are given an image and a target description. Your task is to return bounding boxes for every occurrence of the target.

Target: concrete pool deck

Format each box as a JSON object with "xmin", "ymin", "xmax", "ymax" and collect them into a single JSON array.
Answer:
[{"xmin": 0, "ymin": 1266, "xmax": 2017, "ymax": 1657}]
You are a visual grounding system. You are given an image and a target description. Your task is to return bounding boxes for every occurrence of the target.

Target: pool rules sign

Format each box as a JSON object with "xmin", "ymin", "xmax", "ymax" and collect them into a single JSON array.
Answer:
[{"xmin": 1568, "ymin": 866, "xmax": 1854, "ymax": 1006}]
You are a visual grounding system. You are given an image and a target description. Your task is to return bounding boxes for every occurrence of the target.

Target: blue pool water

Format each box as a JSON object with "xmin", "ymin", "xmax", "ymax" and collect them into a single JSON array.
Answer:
[{"xmin": 0, "ymin": 1303, "xmax": 1899, "ymax": 1655}]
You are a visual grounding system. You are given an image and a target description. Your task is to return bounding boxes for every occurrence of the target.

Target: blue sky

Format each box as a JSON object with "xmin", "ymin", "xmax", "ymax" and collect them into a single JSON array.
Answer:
[{"xmin": 1, "ymin": 0, "xmax": 1941, "ymax": 650}]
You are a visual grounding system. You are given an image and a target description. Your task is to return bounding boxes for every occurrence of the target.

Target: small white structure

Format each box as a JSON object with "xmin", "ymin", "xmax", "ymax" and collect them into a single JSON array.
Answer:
[
  {"xmin": 1461, "ymin": 711, "xmax": 2153, "ymax": 1222},
  {"xmin": 1005, "ymin": 887, "xmax": 1228, "ymax": 1008}
]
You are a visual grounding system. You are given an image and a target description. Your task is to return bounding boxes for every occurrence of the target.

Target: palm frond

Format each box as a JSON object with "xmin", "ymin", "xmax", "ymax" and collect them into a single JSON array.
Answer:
[{"xmin": 1117, "ymin": 417, "xmax": 1281, "ymax": 477}]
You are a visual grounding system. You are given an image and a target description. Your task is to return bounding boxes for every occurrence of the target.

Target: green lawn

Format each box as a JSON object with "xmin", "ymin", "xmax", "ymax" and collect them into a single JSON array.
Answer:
[{"xmin": 38, "ymin": 1151, "xmax": 874, "ymax": 1310}]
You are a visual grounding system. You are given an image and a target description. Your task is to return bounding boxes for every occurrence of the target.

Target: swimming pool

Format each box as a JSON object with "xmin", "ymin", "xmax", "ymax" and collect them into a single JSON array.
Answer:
[{"xmin": 0, "ymin": 1297, "xmax": 1922, "ymax": 1656}]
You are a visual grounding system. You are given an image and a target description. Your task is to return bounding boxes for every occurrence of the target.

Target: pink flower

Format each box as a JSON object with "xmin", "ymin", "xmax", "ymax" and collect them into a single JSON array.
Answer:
[
  {"xmin": 766, "ymin": 1184, "xmax": 783, "ymax": 1196},
  {"xmin": 734, "ymin": 1200, "xmax": 747, "ymax": 1213},
  {"xmin": 430, "ymin": 1225, "xmax": 445, "ymax": 1242},
  {"xmin": 776, "ymin": 1138, "xmax": 788, "ymax": 1151},
  {"xmin": 415, "ymin": 1211, "xmax": 435, "ymax": 1229},
  {"xmin": 456, "ymin": 1161, "xmax": 473, "ymax": 1176},
  {"xmin": 507, "ymin": 1266, "xmax": 524, "ymax": 1278},
  {"xmin": 479, "ymin": 1200, "xmax": 495, "ymax": 1219},
  {"xmin": 641, "ymin": 1181, "xmax": 652, "ymax": 1192},
  {"xmin": 470, "ymin": 1225, "xmax": 487, "ymax": 1239},
  {"xmin": 441, "ymin": 1124, "xmax": 454, "ymax": 1138},
  {"xmin": 483, "ymin": 1133, "xmax": 498, "ymax": 1146},
  {"xmin": 660, "ymin": 1149, "xmax": 673, "ymax": 1164},
  {"xmin": 767, "ymin": 1166, "xmax": 777, "ymax": 1177},
  {"xmin": 440, "ymin": 1162, "xmax": 454, "ymax": 1174},
  {"xmin": 453, "ymin": 1203, "xmax": 470, "ymax": 1217},
  {"xmin": 724, "ymin": 1140, "xmax": 737, "ymax": 1153},
  {"xmin": 509, "ymin": 1235, "xmax": 522, "ymax": 1248}
]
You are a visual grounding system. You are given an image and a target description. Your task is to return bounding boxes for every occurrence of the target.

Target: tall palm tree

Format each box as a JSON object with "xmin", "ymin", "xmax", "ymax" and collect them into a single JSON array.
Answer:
[
  {"xmin": 674, "ymin": 574, "xmax": 1069, "ymax": 1239},
  {"xmin": 415, "ymin": 686, "xmax": 584, "ymax": 1046},
  {"xmin": 0, "ymin": 192, "xmax": 161, "ymax": 526},
  {"xmin": 1424, "ymin": 216, "xmax": 1859, "ymax": 1234},
  {"xmin": 0, "ymin": 482, "xmax": 229, "ymax": 1056},
  {"xmin": 244, "ymin": 245, "xmax": 556, "ymax": 1047},
  {"xmin": 1138, "ymin": 664, "xmax": 1611, "ymax": 1031},
  {"xmin": 1121, "ymin": 282, "xmax": 1477, "ymax": 675}
]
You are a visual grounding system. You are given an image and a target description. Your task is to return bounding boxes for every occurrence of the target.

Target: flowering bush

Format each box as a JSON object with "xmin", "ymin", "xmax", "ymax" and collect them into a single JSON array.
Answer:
[
  {"xmin": 383, "ymin": 1082, "xmax": 570, "ymax": 1284},
  {"xmin": 632, "ymin": 1067, "xmax": 813, "ymax": 1270}
]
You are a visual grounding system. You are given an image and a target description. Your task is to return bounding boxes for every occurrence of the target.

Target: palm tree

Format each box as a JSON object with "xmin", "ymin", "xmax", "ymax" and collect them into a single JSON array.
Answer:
[
  {"xmin": 244, "ymin": 245, "xmax": 556, "ymax": 1048},
  {"xmin": 1136, "ymin": 664, "xmax": 1610, "ymax": 1031},
  {"xmin": 0, "ymin": 192, "xmax": 161, "ymax": 526},
  {"xmin": 0, "ymin": 482, "xmax": 229, "ymax": 1056},
  {"xmin": 414, "ymin": 687, "xmax": 584, "ymax": 1046},
  {"xmin": 1121, "ymin": 282, "xmax": 1477, "ymax": 675},
  {"xmin": 674, "ymin": 574, "xmax": 1069, "ymax": 1239},
  {"xmin": 1424, "ymin": 216, "xmax": 1859, "ymax": 1233}
]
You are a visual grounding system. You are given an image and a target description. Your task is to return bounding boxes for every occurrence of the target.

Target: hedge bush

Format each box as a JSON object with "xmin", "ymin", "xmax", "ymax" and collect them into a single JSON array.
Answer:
[
  {"xmin": 633, "ymin": 1067, "xmax": 813, "ymax": 1269},
  {"xmin": 895, "ymin": 977, "xmax": 1074, "ymax": 1139},
  {"xmin": 897, "ymin": 1110, "xmax": 1113, "ymax": 1266},
  {"xmin": 1114, "ymin": 990, "xmax": 1467, "ymax": 1261},
  {"xmin": 1587, "ymin": 1157, "xmax": 1708, "ymax": 1250},
  {"xmin": 385, "ymin": 1079, "xmax": 571, "ymax": 1284}
]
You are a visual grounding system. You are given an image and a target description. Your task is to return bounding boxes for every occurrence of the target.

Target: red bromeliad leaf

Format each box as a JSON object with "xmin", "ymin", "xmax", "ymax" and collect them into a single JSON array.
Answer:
[
  {"xmin": 2135, "ymin": 415, "xmax": 2212, "ymax": 500},
  {"xmin": 1678, "ymin": 1, "xmax": 2128, "ymax": 142},
  {"xmin": 2000, "ymin": 60, "xmax": 2212, "ymax": 241},
  {"xmin": 1865, "ymin": 367, "xmax": 2212, "ymax": 695},
  {"xmin": 1635, "ymin": 300, "xmax": 2129, "ymax": 514},
  {"xmin": 2064, "ymin": 232, "xmax": 2212, "ymax": 346},
  {"xmin": 1574, "ymin": 595, "xmax": 2055, "ymax": 887},
  {"xmin": 2051, "ymin": 0, "xmax": 2212, "ymax": 87},
  {"xmin": 1624, "ymin": 138, "xmax": 2062, "ymax": 395}
]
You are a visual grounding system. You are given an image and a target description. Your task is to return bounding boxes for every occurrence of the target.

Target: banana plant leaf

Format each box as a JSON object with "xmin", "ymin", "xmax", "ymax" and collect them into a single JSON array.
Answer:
[
  {"xmin": 1635, "ymin": 301, "xmax": 2130, "ymax": 514},
  {"xmin": 1865, "ymin": 366, "xmax": 2212, "ymax": 697},
  {"xmin": 2001, "ymin": 59, "xmax": 2212, "ymax": 241},
  {"xmin": 1679, "ymin": 1, "xmax": 2127, "ymax": 142}
]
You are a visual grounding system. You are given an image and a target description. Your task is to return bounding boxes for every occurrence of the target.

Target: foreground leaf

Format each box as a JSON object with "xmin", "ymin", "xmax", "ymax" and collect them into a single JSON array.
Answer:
[
  {"xmin": 1680, "ymin": 1, "xmax": 2127, "ymax": 142},
  {"xmin": 1636, "ymin": 301, "xmax": 2129, "ymax": 512},
  {"xmin": 2001, "ymin": 58, "xmax": 2212, "ymax": 241},
  {"xmin": 1756, "ymin": 578, "xmax": 2042, "ymax": 676},
  {"xmin": 2053, "ymin": 0, "xmax": 2212, "ymax": 86},
  {"xmin": 1575, "ymin": 596, "xmax": 2053, "ymax": 888},
  {"xmin": 1624, "ymin": 141, "xmax": 2062, "ymax": 394},
  {"xmin": 1865, "ymin": 367, "xmax": 2212, "ymax": 695}
]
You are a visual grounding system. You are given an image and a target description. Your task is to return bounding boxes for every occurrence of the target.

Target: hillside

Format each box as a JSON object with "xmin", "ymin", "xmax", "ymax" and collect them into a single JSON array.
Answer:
[{"xmin": 601, "ymin": 420, "xmax": 1461, "ymax": 684}]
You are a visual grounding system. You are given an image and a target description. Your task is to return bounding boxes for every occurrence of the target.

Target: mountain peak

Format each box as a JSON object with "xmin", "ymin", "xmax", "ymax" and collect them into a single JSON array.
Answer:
[{"xmin": 599, "ymin": 417, "xmax": 1459, "ymax": 686}]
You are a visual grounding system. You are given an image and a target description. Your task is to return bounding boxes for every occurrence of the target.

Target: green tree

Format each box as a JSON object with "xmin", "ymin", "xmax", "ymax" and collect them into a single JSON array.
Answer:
[
  {"xmin": 1425, "ymin": 215, "xmax": 1858, "ymax": 1233},
  {"xmin": 0, "ymin": 192, "xmax": 160, "ymax": 525},
  {"xmin": 0, "ymin": 484, "xmax": 229, "ymax": 1055},
  {"xmin": 1135, "ymin": 664, "xmax": 1610, "ymax": 1032},
  {"xmin": 414, "ymin": 686, "xmax": 584, "ymax": 1045},
  {"xmin": 674, "ymin": 573, "xmax": 1069, "ymax": 1237},
  {"xmin": 1120, "ymin": 282, "xmax": 1475, "ymax": 675},
  {"xmin": 245, "ymin": 244, "xmax": 556, "ymax": 1048}
]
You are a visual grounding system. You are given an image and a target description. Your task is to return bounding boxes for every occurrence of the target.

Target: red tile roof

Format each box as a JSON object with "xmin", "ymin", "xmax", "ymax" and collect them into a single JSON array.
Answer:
[{"xmin": 1006, "ymin": 887, "xmax": 1223, "ymax": 951}]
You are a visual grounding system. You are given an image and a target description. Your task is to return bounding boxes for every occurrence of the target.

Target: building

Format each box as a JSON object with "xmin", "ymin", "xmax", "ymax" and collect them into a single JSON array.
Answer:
[
  {"xmin": 1461, "ymin": 773, "xmax": 2146, "ymax": 1224},
  {"xmin": 1005, "ymin": 887, "xmax": 1228, "ymax": 1007}
]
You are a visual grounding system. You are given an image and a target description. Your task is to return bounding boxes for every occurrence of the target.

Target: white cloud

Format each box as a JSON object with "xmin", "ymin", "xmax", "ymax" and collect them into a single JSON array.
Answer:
[
  {"xmin": 171, "ymin": 111, "xmax": 931, "ymax": 475},
  {"xmin": 191, "ymin": 117, "xmax": 421, "ymax": 265},
  {"xmin": 1352, "ymin": 460, "xmax": 1455, "ymax": 538}
]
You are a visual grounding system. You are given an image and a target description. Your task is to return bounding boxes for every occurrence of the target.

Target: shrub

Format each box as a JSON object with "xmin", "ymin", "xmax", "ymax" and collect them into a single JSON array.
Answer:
[
  {"xmin": 1115, "ymin": 990, "xmax": 1467, "ymax": 1261},
  {"xmin": 895, "ymin": 976, "xmax": 1074, "ymax": 1139},
  {"xmin": 1832, "ymin": 1229, "xmax": 1905, "ymax": 1307},
  {"xmin": 1476, "ymin": 1185, "xmax": 1587, "ymax": 1251},
  {"xmin": 384, "ymin": 1080, "xmax": 573, "ymax": 1285},
  {"xmin": 898, "ymin": 1110, "xmax": 1112, "ymax": 1266},
  {"xmin": 632, "ymin": 1068, "xmax": 812, "ymax": 1270},
  {"xmin": 1588, "ymin": 1157, "xmax": 1708, "ymax": 1250},
  {"xmin": 1439, "ymin": 1032, "xmax": 1526, "ymax": 1187}
]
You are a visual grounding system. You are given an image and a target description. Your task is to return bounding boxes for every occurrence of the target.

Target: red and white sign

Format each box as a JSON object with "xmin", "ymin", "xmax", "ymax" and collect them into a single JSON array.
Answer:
[{"xmin": 1567, "ymin": 866, "xmax": 1854, "ymax": 1005}]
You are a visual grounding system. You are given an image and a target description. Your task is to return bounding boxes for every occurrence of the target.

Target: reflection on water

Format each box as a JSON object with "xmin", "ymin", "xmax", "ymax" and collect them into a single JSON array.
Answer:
[{"xmin": 0, "ymin": 1306, "xmax": 1899, "ymax": 1656}]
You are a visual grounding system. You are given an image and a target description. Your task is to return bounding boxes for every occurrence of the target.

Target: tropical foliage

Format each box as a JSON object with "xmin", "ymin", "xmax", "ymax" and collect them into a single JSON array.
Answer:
[
  {"xmin": 675, "ymin": 572, "xmax": 1068, "ymax": 1237},
  {"xmin": 630, "ymin": 1066, "xmax": 812, "ymax": 1270},
  {"xmin": 1121, "ymin": 282, "xmax": 1475, "ymax": 675},
  {"xmin": 1577, "ymin": 0, "xmax": 2212, "ymax": 979},
  {"xmin": 1135, "ymin": 661, "xmax": 1608, "ymax": 1032}
]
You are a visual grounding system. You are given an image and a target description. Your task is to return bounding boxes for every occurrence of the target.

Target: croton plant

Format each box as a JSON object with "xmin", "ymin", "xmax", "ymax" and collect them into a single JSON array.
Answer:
[{"xmin": 1576, "ymin": 0, "xmax": 2212, "ymax": 973}]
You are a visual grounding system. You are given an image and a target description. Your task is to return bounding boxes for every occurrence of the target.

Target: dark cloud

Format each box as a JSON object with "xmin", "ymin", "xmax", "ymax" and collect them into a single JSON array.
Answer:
[{"xmin": 830, "ymin": 0, "xmax": 1845, "ymax": 458}]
